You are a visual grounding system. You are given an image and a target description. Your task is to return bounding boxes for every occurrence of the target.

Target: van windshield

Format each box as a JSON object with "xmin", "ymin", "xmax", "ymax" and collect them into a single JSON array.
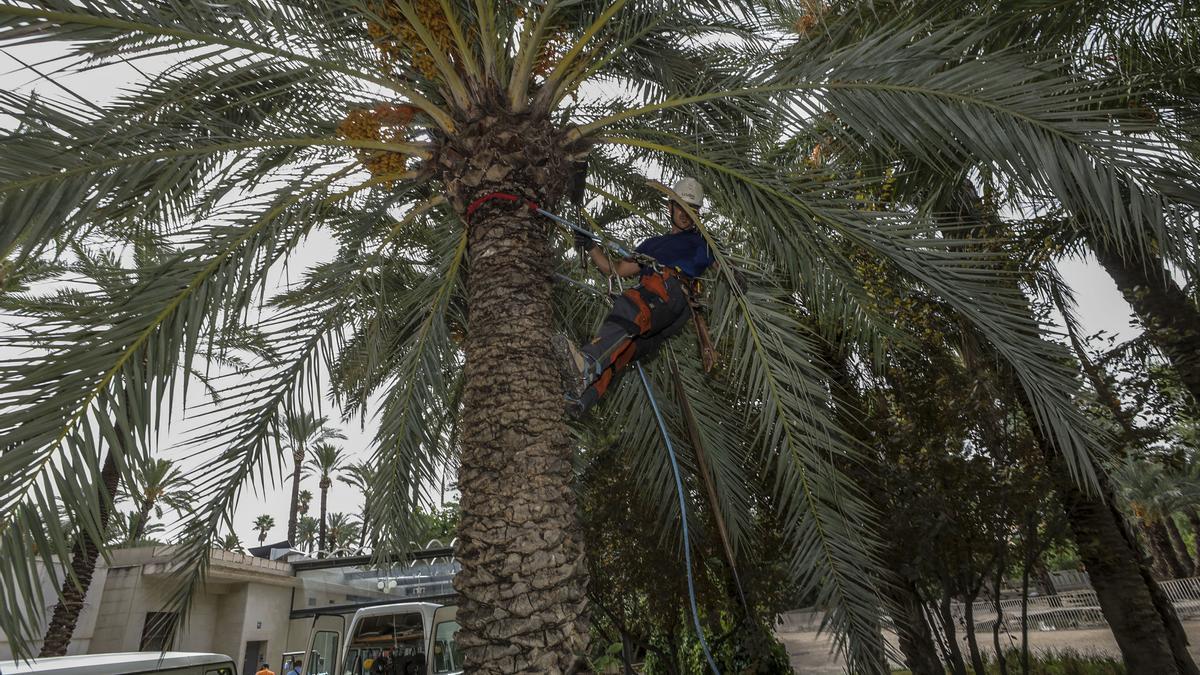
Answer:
[{"xmin": 343, "ymin": 612, "xmax": 425, "ymax": 675}]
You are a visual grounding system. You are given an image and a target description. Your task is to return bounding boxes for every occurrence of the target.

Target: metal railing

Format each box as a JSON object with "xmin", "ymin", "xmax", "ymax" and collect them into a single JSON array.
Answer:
[
  {"xmin": 951, "ymin": 576, "xmax": 1200, "ymax": 632},
  {"xmin": 776, "ymin": 576, "xmax": 1200, "ymax": 633}
]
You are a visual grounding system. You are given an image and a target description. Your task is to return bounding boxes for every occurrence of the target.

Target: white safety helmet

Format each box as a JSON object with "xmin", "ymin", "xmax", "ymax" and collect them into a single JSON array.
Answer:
[{"xmin": 671, "ymin": 177, "xmax": 704, "ymax": 208}]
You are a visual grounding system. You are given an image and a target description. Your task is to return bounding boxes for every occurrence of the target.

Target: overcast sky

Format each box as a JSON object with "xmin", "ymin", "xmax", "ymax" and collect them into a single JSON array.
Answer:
[{"xmin": 0, "ymin": 42, "xmax": 1142, "ymax": 548}]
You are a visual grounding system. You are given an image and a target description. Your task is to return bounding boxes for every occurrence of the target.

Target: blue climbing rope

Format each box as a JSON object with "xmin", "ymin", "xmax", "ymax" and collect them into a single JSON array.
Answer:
[{"xmin": 637, "ymin": 364, "xmax": 722, "ymax": 675}]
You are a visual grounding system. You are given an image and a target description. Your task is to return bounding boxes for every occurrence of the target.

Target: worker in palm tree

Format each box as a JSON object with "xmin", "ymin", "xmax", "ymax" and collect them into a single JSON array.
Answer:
[{"xmin": 555, "ymin": 177, "xmax": 716, "ymax": 415}]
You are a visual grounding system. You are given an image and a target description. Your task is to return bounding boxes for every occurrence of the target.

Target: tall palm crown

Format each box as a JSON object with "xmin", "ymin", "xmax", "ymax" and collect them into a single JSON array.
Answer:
[
  {"xmin": 281, "ymin": 411, "xmax": 345, "ymax": 543},
  {"xmin": 1, "ymin": 0, "xmax": 1198, "ymax": 668},
  {"xmin": 119, "ymin": 458, "xmax": 192, "ymax": 541},
  {"xmin": 252, "ymin": 514, "xmax": 276, "ymax": 545},
  {"xmin": 303, "ymin": 441, "xmax": 348, "ymax": 557}
]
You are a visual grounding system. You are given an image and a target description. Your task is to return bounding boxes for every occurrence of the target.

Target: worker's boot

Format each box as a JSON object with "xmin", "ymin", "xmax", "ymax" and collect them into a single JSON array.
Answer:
[{"xmin": 552, "ymin": 334, "xmax": 589, "ymax": 416}]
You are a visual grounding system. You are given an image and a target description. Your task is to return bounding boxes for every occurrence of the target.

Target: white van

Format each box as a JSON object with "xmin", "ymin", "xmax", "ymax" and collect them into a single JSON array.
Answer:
[
  {"xmin": 297, "ymin": 603, "xmax": 460, "ymax": 675},
  {"xmin": 0, "ymin": 653, "xmax": 236, "ymax": 675}
]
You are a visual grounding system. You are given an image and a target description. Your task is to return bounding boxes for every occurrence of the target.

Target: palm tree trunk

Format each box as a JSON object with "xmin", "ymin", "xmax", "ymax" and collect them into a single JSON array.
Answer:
[
  {"xmin": 286, "ymin": 448, "xmax": 303, "ymax": 543},
  {"xmin": 1167, "ymin": 517, "xmax": 1193, "ymax": 576},
  {"xmin": 1091, "ymin": 240, "xmax": 1200, "ymax": 409},
  {"xmin": 884, "ymin": 573, "xmax": 944, "ymax": 675},
  {"xmin": 1150, "ymin": 518, "xmax": 1190, "ymax": 579},
  {"xmin": 938, "ymin": 592, "xmax": 969, "ymax": 675},
  {"xmin": 130, "ymin": 496, "xmax": 156, "ymax": 543},
  {"xmin": 1057, "ymin": 471, "xmax": 1195, "ymax": 673},
  {"xmin": 963, "ymin": 592, "xmax": 986, "ymax": 675},
  {"xmin": 1186, "ymin": 508, "xmax": 1200, "ymax": 573},
  {"xmin": 448, "ymin": 121, "xmax": 589, "ymax": 672},
  {"xmin": 318, "ymin": 479, "xmax": 329, "ymax": 559},
  {"xmin": 989, "ymin": 345, "xmax": 1199, "ymax": 674},
  {"xmin": 358, "ymin": 507, "xmax": 369, "ymax": 551},
  {"xmin": 39, "ymin": 451, "xmax": 120, "ymax": 657}
]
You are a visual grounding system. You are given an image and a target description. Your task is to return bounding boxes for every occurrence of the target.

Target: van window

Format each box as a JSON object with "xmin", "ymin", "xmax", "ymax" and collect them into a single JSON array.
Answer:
[
  {"xmin": 431, "ymin": 620, "xmax": 462, "ymax": 674},
  {"xmin": 344, "ymin": 612, "xmax": 425, "ymax": 675},
  {"xmin": 309, "ymin": 630, "xmax": 340, "ymax": 675}
]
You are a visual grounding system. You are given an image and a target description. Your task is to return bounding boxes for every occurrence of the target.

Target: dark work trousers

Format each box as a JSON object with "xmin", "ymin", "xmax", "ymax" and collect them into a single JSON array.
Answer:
[{"xmin": 578, "ymin": 269, "xmax": 692, "ymax": 412}]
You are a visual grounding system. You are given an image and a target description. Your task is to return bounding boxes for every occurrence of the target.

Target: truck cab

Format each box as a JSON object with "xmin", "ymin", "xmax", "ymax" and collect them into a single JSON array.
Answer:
[{"xmin": 298, "ymin": 602, "xmax": 461, "ymax": 675}]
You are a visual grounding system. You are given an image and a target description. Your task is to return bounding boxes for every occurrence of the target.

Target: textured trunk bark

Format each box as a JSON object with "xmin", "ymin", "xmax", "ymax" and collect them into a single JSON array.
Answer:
[
  {"xmin": 130, "ymin": 496, "xmax": 155, "ymax": 542},
  {"xmin": 1059, "ymin": 477, "xmax": 1194, "ymax": 673},
  {"xmin": 885, "ymin": 574, "xmax": 944, "ymax": 675},
  {"xmin": 449, "ymin": 131, "xmax": 588, "ymax": 669},
  {"xmin": 1187, "ymin": 508, "xmax": 1200, "ymax": 574},
  {"xmin": 1167, "ymin": 517, "xmax": 1193, "ymax": 574},
  {"xmin": 1091, "ymin": 240, "xmax": 1200, "ymax": 409},
  {"xmin": 318, "ymin": 479, "xmax": 329, "ymax": 559},
  {"xmin": 1150, "ymin": 518, "xmax": 1190, "ymax": 579},
  {"xmin": 938, "ymin": 593, "xmax": 969, "ymax": 675},
  {"xmin": 963, "ymin": 594, "xmax": 986, "ymax": 675},
  {"xmin": 39, "ymin": 452, "xmax": 121, "ymax": 657},
  {"xmin": 1141, "ymin": 520, "xmax": 1173, "ymax": 578},
  {"xmin": 286, "ymin": 448, "xmax": 303, "ymax": 543}
]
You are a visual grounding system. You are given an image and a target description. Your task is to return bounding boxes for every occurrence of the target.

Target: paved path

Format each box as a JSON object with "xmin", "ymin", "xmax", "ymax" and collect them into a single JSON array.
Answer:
[{"xmin": 778, "ymin": 620, "xmax": 1200, "ymax": 672}]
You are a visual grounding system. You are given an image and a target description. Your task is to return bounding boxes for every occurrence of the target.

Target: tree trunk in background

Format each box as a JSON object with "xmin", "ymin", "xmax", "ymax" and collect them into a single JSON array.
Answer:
[
  {"xmin": 1150, "ymin": 518, "xmax": 1190, "ymax": 579},
  {"xmin": 963, "ymin": 593, "xmax": 986, "ymax": 675},
  {"xmin": 1058, "ymin": 471, "xmax": 1195, "ymax": 673},
  {"xmin": 286, "ymin": 447, "xmax": 304, "ymax": 544},
  {"xmin": 317, "ymin": 478, "xmax": 329, "ymax": 559},
  {"xmin": 130, "ymin": 495, "xmax": 156, "ymax": 543},
  {"xmin": 1167, "ymin": 518, "xmax": 1193, "ymax": 574},
  {"xmin": 938, "ymin": 593, "xmax": 969, "ymax": 675},
  {"xmin": 1166, "ymin": 517, "xmax": 1192, "ymax": 573},
  {"xmin": 446, "ymin": 113, "xmax": 589, "ymax": 672},
  {"xmin": 39, "ymin": 452, "xmax": 121, "ymax": 657},
  {"xmin": 1091, "ymin": 240, "xmax": 1200, "ymax": 409},
  {"xmin": 996, "ymin": 354, "xmax": 1199, "ymax": 674},
  {"xmin": 1141, "ymin": 520, "xmax": 1174, "ymax": 579},
  {"xmin": 884, "ymin": 574, "xmax": 944, "ymax": 675},
  {"xmin": 1186, "ymin": 508, "xmax": 1200, "ymax": 573}
]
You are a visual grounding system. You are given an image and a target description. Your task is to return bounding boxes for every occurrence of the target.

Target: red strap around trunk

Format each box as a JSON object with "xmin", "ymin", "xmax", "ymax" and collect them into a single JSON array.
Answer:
[{"xmin": 464, "ymin": 191, "xmax": 540, "ymax": 222}]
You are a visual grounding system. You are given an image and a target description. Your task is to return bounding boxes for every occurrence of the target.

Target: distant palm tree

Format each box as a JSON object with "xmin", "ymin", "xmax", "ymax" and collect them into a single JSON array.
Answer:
[
  {"xmin": 107, "ymin": 512, "xmax": 166, "ymax": 547},
  {"xmin": 282, "ymin": 412, "xmax": 344, "ymax": 544},
  {"xmin": 119, "ymin": 459, "xmax": 191, "ymax": 542},
  {"xmin": 325, "ymin": 513, "xmax": 360, "ymax": 556},
  {"xmin": 297, "ymin": 490, "xmax": 314, "ymax": 518},
  {"xmin": 252, "ymin": 515, "xmax": 276, "ymax": 546},
  {"xmin": 338, "ymin": 462, "xmax": 378, "ymax": 551},
  {"xmin": 217, "ymin": 532, "xmax": 244, "ymax": 553},
  {"xmin": 304, "ymin": 443, "xmax": 348, "ymax": 558},
  {"xmin": 296, "ymin": 516, "xmax": 319, "ymax": 554}
]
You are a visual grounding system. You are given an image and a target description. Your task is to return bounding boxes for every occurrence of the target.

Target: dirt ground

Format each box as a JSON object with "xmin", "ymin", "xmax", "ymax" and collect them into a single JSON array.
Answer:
[{"xmin": 777, "ymin": 620, "xmax": 1200, "ymax": 673}]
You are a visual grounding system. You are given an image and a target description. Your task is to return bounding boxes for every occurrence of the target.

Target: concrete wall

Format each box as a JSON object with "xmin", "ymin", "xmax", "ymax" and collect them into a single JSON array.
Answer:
[
  {"xmin": 0, "ymin": 560, "xmax": 108, "ymax": 660},
  {"xmin": 6, "ymin": 547, "xmax": 302, "ymax": 666}
]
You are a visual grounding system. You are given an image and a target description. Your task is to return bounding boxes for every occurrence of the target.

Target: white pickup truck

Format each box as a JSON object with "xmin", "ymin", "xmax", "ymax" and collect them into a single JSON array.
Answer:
[{"xmin": 295, "ymin": 602, "xmax": 460, "ymax": 675}]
